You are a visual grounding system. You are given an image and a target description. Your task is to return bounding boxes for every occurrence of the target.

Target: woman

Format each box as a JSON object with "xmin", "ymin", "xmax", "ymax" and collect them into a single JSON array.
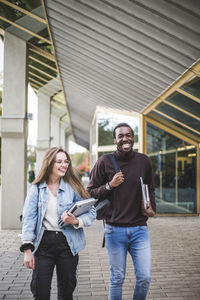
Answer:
[{"xmin": 20, "ymin": 147, "xmax": 96, "ymax": 300}]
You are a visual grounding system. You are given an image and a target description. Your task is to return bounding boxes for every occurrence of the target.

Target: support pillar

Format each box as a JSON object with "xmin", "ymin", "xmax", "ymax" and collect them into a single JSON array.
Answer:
[
  {"xmin": 0, "ymin": 32, "xmax": 28, "ymax": 229},
  {"xmin": 60, "ymin": 124, "xmax": 66, "ymax": 149},
  {"xmin": 50, "ymin": 113, "xmax": 60, "ymax": 148},
  {"xmin": 36, "ymin": 91, "xmax": 50, "ymax": 175},
  {"xmin": 65, "ymin": 134, "xmax": 70, "ymax": 153}
]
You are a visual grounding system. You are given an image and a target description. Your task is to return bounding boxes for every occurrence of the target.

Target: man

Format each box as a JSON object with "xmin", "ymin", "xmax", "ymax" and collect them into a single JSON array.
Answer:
[{"xmin": 87, "ymin": 122, "xmax": 156, "ymax": 300}]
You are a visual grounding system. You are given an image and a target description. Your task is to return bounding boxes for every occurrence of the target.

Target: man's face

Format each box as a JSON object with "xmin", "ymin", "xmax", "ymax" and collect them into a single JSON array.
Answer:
[{"xmin": 114, "ymin": 126, "xmax": 134, "ymax": 152}]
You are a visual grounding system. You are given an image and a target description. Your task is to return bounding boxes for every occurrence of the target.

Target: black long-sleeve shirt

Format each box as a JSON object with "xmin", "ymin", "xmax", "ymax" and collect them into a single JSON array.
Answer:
[{"xmin": 87, "ymin": 149, "xmax": 156, "ymax": 227}]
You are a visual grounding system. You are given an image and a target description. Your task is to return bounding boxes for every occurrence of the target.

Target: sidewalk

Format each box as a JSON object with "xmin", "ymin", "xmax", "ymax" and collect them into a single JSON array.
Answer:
[{"xmin": 0, "ymin": 217, "xmax": 200, "ymax": 299}]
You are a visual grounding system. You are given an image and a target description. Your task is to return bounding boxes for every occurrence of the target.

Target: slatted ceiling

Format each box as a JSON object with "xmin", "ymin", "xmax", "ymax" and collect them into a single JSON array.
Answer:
[
  {"xmin": 67, "ymin": 0, "xmax": 199, "ymax": 63},
  {"xmin": 168, "ymin": 0, "xmax": 200, "ymax": 16},
  {"xmin": 51, "ymin": 20, "xmax": 179, "ymax": 83},
  {"xmin": 70, "ymin": 113, "xmax": 91, "ymax": 132},
  {"xmin": 59, "ymin": 55, "xmax": 160, "ymax": 104},
  {"xmin": 75, "ymin": 135, "xmax": 89, "ymax": 149},
  {"xmin": 64, "ymin": 86, "xmax": 102, "ymax": 108},
  {"xmin": 61, "ymin": 64, "xmax": 154, "ymax": 105},
  {"xmin": 62, "ymin": 74, "xmax": 146, "ymax": 109},
  {"xmin": 53, "ymin": 31, "xmax": 174, "ymax": 89},
  {"xmin": 137, "ymin": 0, "xmax": 200, "ymax": 33},
  {"xmin": 57, "ymin": 46, "xmax": 167, "ymax": 94},
  {"xmin": 46, "ymin": 6, "xmax": 182, "ymax": 78},
  {"xmin": 62, "ymin": 0, "xmax": 197, "ymax": 66},
  {"xmin": 60, "ymin": 65, "xmax": 149, "ymax": 107},
  {"xmin": 109, "ymin": 0, "xmax": 200, "ymax": 49},
  {"xmin": 63, "ymin": 75, "xmax": 145, "ymax": 112},
  {"xmin": 62, "ymin": 78, "xmax": 135, "ymax": 112},
  {"xmin": 66, "ymin": 93, "xmax": 95, "ymax": 116},
  {"xmin": 48, "ymin": 3, "xmax": 188, "ymax": 74},
  {"xmin": 72, "ymin": 125, "xmax": 91, "ymax": 147},
  {"xmin": 45, "ymin": 0, "xmax": 200, "ymax": 148}
]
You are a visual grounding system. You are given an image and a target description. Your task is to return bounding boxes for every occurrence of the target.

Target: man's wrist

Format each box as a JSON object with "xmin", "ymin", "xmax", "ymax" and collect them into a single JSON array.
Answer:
[{"xmin": 105, "ymin": 182, "xmax": 112, "ymax": 190}]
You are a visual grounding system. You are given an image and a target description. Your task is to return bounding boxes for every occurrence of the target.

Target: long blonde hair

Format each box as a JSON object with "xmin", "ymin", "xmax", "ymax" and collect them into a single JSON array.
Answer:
[{"xmin": 33, "ymin": 147, "xmax": 90, "ymax": 198}]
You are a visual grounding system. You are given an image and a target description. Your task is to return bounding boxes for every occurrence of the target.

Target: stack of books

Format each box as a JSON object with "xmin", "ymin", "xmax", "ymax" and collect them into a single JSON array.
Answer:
[{"xmin": 140, "ymin": 177, "xmax": 150, "ymax": 209}]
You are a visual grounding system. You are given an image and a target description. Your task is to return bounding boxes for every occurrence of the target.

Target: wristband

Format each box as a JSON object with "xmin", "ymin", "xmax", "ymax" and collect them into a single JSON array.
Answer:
[{"xmin": 20, "ymin": 243, "xmax": 35, "ymax": 253}]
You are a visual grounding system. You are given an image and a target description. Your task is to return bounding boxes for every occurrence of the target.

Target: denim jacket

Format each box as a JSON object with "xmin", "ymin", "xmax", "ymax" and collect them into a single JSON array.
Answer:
[{"xmin": 21, "ymin": 177, "xmax": 96, "ymax": 255}]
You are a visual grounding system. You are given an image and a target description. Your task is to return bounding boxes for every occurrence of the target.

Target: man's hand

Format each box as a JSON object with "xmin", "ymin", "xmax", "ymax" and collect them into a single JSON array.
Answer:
[
  {"xmin": 141, "ymin": 199, "xmax": 155, "ymax": 217},
  {"xmin": 109, "ymin": 171, "xmax": 124, "ymax": 188}
]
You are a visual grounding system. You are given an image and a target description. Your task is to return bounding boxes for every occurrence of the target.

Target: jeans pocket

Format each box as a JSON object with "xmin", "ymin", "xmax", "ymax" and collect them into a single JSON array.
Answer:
[
  {"xmin": 139, "ymin": 226, "xmax": 148, "ymax": 231},
  {"xmin": 104, "ymin": 224, "xmax": 113, "ymax": 234}
]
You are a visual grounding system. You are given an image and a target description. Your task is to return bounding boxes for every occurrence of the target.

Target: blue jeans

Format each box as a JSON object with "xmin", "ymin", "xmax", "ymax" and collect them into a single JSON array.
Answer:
[{"xmin": 105, "ymin": 225, "xmax": 151, "ymax": 300}]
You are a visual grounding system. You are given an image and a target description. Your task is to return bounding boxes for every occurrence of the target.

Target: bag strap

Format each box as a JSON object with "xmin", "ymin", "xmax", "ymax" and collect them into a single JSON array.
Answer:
[
  {"xmin": 101, "ymin": 154, "xmax": 120, "ymax": 247},
  {"xmin": 106, "ymin": 153, "xmax": 120, "ymax": 223},
  {"xmin": 107, "ymin": 153, "xmax": 120, "ymax": 173}
]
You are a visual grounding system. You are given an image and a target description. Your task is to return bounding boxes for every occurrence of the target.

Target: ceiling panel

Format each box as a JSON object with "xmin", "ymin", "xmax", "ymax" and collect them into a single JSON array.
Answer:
[{"xmin": 45, "ymin": 0, "xmax": 200, "ymax": 147}]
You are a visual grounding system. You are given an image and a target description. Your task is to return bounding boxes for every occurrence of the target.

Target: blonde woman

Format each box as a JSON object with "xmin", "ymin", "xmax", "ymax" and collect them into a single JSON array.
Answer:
[{"xmin": 20, "ymin": 147, "xmax": 96, "ymax": 300}]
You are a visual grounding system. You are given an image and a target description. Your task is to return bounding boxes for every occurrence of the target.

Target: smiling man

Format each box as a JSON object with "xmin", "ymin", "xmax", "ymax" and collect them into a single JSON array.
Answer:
[{"xmin": 87, "ymin": 122, "xmax": 156, "ymax": 300}]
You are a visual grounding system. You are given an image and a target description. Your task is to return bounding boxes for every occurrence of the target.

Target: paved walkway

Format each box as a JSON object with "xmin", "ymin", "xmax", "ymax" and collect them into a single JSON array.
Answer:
[{"xmin": 0, "ymin": 217, "xmax": 200, "ymax": 299}]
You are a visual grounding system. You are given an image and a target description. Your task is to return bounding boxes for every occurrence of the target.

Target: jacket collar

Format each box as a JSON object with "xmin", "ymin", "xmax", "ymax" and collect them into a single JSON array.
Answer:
[
  {"xmin": 39, "ymin": 177, "xmax": 66, "ymax": 191},
  {"xmin": 59, "ymin": 177, "xmax": 66, "ymax": 191}
]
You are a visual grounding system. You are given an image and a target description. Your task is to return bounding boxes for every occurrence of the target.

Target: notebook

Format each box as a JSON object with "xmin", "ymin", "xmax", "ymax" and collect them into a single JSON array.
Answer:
[
  {"xmin": 58, "ymin": 198, "xmax": 97, "ymax": 227},
  {"xmin": 140, "ymin": 177, "xmax": 150, "ymax": 209}
]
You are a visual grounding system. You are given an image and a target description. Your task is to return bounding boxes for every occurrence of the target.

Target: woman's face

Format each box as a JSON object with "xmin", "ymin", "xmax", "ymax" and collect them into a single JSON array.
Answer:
[{"xmin": 52, "ymin": 152, "xmax": 70, "ymax": 178}]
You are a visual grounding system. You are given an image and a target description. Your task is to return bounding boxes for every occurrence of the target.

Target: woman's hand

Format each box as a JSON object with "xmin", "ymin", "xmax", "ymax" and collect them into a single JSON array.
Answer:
[
  {"xmin": 61, "ymin": 211, "xmax": 79, "ymax": 226},
  {"xmin": 24, "ymin": 249, "xmax": 35, "ymax": 269}
]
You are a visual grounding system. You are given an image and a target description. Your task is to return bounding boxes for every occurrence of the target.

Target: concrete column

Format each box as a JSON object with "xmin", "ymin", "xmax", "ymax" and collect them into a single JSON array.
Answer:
[
  {"xmin": 65, "ymin": 134, "xmax": 70, "ymax": 153},
  {"xmin": 50, "ymin": 113, "xmax": 60, "ymax": 147},
  {"xmin": 60, "ymin": 124, "xmax": 66, "ymax": 149},
  {"xmin": 0, "ymin": 32, "xmax": 28, "ymax": 229},
  {"xmin": 36, "ymin": 91, "xmax": 50, "ymax": 175}
]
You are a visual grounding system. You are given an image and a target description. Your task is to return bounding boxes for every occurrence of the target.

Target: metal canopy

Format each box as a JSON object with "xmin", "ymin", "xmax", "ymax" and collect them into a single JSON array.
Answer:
[{"xmin": 45, "ymin": 0, "xmax": 200, "ymax": 149}]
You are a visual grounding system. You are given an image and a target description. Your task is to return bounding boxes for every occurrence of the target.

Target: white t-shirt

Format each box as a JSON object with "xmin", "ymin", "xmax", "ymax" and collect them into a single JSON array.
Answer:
[{"xmin": 43, "ymin": 188, "xmax": 61, "ymax": 231}]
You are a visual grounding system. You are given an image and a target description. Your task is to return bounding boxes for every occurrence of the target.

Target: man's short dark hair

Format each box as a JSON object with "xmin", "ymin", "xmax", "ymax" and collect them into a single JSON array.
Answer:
[{"xmin": 113, "ymin": 123, "xmax": 134, "ymax": 138}]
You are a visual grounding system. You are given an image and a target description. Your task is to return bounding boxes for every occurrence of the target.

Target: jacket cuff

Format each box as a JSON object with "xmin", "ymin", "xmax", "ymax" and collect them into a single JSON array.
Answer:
[
  {"xmin": 73, "ymin": 218, "xmax": 83, "ymax": 229},
  {"xmin": 20, "ymin": 243, "xmax": 35, "ymax": 252}
]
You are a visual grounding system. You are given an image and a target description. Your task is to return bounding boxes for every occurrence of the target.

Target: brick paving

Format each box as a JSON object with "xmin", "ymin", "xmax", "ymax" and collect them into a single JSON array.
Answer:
[{"xmin": 0, "ymin": 217, "xmax": 200, "ymax": 299}]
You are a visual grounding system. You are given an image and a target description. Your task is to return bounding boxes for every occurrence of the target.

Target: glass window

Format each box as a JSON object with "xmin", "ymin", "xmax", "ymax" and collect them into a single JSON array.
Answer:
[
  {"xmin": 167, "ymin": 92, "xmax": 200, "ymax": 118},
  {"xmin": 98, "ymin": 112, "xmax": 139, "ymax": 146},
  {"xmin": 181, "ymin": 77, "xmax": 200, "ymax": 99},
  {"xmin": 147, "ymin": 122, "xmax": 196, "ymax": 214},
  {"xmin": 29, "ymin": 30, "xmax": 53, "ymax": 54},
  {"xmin": 0, "ymin": 0, "xmax": 42, "ymax": 30},
  {"xmin": 150, "ymin": 111, "xmax": 200, "ymax": 138},
  {"xmin": 156, "ymin": 103, "xmax": 200, "ymax": 132},
  {"xmin": 29, "ymin": 55, "xmax": 57, "ymax": 79}
]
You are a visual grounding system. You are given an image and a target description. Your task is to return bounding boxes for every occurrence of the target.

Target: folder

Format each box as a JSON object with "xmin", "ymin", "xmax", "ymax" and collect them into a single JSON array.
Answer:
[
  {"xmin": 58, "ymin": 198, "xmax": 97, "ymax": 228},
  {"xmin": 67, "ymin": 198, "xmax": 97, "ymax": 216},
  {"xmin": 140, "ymin": 177, "xmax": 150, "ymax": 209}
]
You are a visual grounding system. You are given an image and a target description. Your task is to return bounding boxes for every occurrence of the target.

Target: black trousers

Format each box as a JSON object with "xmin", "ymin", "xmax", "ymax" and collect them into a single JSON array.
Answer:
[{"xmin": 31, "ymin": 230, "xmax": 79, "ymax": 300}]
